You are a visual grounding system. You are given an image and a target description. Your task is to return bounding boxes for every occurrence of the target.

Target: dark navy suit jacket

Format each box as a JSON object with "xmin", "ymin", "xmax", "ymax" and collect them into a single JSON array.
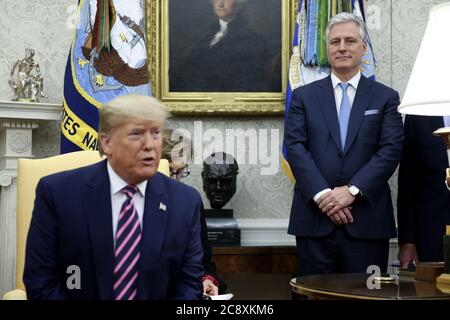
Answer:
[
  {"xmin": 24, "ymin": 160, "xmax": 204, "ymax": 300},
  {"xmin": 397, "ymin": 115, "xmax": 450, "ymax": 261},
  {"xmin": 284, "ymin": 75, "xmax": 404, "ymax": 239}
]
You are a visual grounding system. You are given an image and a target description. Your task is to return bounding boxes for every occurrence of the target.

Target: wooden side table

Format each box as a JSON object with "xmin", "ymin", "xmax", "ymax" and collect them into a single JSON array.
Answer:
[
  {"xmin": 211, "ymin": 246, "xmax": 297, "ymax": 299},
  {"xmin": 212, "ymin": 246, "xmax": 297, "ymax": 273}
]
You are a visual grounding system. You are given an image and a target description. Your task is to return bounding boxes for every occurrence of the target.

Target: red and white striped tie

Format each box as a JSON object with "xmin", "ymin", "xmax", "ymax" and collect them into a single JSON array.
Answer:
[{"xmin": 113, "ymin": 185, "xmax": 141, "ymax": 300}]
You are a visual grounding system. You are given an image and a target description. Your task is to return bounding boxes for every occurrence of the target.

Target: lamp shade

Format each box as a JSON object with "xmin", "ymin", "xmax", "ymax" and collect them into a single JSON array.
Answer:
[{"xmin": 398, "ymin": 3, "xmax": 450, "ymax": 116}]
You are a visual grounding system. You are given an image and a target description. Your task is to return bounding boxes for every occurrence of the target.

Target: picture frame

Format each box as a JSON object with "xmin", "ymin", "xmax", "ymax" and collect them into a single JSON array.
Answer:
[{"xmin": 146, "ymin": 0, "xmax": 295, "ymax": 115}]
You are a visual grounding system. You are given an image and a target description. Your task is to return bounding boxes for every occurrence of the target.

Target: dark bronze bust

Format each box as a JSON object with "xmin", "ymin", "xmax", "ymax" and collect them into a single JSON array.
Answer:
[{"xmin": 202, "ymin": 152, "xmax": 239, "ymax": 209}]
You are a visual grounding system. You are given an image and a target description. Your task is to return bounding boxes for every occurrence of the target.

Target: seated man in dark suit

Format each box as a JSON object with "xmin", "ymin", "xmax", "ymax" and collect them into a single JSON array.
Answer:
[{"xmin": 24, "ymin": 94, "xmax": 204, "ymax": 299}]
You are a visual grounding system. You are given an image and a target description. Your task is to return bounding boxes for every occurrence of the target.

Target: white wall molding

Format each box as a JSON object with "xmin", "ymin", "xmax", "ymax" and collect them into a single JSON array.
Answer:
[
  {"xmin": 237, "ymin": 218, "xmax": 295, "ymax": 246},
  {"xmin": 0, "ymin": 101, "xmax": 62, "ymax": 121}
]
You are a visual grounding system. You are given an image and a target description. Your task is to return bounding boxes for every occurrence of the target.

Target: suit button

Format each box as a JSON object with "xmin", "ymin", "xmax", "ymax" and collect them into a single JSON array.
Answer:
[{"xmin": 338, "ymin": 152, "xmax": 343, "ymax": 158}]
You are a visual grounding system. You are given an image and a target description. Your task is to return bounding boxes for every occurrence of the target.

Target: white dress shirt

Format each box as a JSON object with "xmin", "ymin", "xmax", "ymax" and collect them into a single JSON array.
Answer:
[
  {"xmin": 107, "ymin": 162, "xmax": 146, "ymax": 247},
  {"xmin": 313, "ymin": 72, "xmax": 362, "ymax": 203},
  {"xmin": 210, "ymin": 19, "xmax": 229, "ymax": 47},
  {"xmin": 330, "ymin": 71, "xmax": 360, "ymax": 115}
]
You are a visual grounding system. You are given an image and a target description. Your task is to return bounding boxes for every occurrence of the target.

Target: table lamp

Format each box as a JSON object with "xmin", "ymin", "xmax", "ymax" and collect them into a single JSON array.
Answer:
[{"xmin": 397, "ymin": 2, "xmax": 450, "ymax": 291}]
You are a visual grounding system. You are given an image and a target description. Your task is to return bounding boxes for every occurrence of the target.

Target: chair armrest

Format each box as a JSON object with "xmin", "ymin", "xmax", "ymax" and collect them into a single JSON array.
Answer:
[{"xmin": 2, "ymin": 289, "xmax": 27, "ymax": 300}]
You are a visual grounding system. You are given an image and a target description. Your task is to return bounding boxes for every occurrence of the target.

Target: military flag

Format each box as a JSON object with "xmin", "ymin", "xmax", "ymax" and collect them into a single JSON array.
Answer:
[{"xmin": 61, "ymin": 0, "xmax": 151, "ymax": 153}]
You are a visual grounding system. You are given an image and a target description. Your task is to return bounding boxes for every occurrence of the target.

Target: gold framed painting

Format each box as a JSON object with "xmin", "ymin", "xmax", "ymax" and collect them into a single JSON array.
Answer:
[{"xmin": 146, "ymin": 0, "xmax": 295, "ymax": 115}]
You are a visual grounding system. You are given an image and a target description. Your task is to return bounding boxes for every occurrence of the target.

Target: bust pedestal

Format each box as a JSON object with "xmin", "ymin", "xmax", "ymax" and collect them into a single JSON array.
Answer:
[
  {"xmin": 205, "ymin": 208, "xmax": 241, "ymax": 246},
  {"xmin": 0, "ymin": 100, "xmax": 62, "ymax": 296}
]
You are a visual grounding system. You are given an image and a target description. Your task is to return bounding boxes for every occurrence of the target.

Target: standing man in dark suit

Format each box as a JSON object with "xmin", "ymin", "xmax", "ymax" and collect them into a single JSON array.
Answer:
[
  {"xmin": 24, "ymin": 95, "xmax": 204, "ymax": 299},
  {"xmin": 397, "ymin": 115, "xmax": 450, "ymax": 267},
  {"xmin": 284, "ymin": 13, "xmax": 404, "ymax": 276}
]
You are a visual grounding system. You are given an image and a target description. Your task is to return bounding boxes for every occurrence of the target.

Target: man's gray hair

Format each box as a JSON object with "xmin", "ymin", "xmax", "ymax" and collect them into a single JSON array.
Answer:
[
  {"xmin": 325, "ymin": 12, "xmax": 367, "ymax": 44},
  {"xmin": 162, "ymin": 128, "xmax": 193, "ymax": 164}
]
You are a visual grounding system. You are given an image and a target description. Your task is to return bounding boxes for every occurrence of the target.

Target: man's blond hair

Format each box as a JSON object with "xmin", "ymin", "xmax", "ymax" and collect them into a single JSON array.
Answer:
[{"xmin": 98, "ymin": 94, "xmax": 169, "ymax": 156}]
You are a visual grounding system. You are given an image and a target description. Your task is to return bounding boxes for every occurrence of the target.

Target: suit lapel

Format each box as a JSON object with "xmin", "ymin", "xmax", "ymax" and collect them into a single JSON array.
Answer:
[
  {"xmin": 344, "ymin": 76, "xmax": 374, "ymax": 153},
  {"xmin": 137, "ymin": 173, "xmax": 169, "ymax": 299},
  {"xmin": 317, "ymin": 76, "xmax": 342, "ymax": 151},
  {"xmin": 83, "ymin": 160, "xmax": 114, "ymax": 300}
]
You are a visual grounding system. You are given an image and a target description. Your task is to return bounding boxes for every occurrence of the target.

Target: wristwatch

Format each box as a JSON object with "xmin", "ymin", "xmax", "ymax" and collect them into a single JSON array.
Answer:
[{"xmin": 347, "ymin": 185, "xmax": 360, "ymax": 197}]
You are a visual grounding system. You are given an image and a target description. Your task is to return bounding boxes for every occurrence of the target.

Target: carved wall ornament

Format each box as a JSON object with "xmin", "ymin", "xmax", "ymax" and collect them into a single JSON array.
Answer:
[{"xmin": 8, "ymin": 131, "xmax": 31, "ymax": 154}]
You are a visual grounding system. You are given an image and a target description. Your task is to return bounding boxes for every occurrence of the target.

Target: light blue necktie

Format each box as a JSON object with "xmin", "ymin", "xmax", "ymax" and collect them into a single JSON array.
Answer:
[{"xmin": 338, "ymin": 83, "xmax": 352, "ymax": 151}]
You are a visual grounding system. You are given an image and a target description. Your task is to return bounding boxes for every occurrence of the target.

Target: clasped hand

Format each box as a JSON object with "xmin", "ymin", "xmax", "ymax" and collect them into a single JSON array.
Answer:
[{"xmin": 317, "ymin": 186, "xmax": 356, "ymax": 225}]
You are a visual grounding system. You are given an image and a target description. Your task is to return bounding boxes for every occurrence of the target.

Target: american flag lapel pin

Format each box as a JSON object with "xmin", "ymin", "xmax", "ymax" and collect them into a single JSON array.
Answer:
[{"xmin": 159, "ymin": 202, "xmax": 167, "ymax": 212}]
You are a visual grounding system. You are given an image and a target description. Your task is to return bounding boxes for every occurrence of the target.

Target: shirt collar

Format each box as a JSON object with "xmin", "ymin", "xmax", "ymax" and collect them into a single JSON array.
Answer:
[
  {"xmin": 107, "ymin": 161, "xmax": 147, "ymax": 197},
  {"xmin": 331, "ymin": 71, "xmax": 361, "ymax": 90},
  {"xmin": 218, "ymin": 19, "xmax": 229, "ymax": 31}
]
